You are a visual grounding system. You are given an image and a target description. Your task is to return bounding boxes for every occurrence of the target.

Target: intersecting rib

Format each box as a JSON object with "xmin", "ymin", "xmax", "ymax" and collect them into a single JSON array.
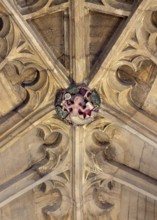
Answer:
[
  {"xmin": 89, "ymin": 0, "xmax": 150, "ymax": 88},
  {"xmin": 70, "ymin": 0, "xmax": 87, "ymax": 83},
  {"xmin": 1, "ymin": 0, "xmax": 70, "ymax": 89}
]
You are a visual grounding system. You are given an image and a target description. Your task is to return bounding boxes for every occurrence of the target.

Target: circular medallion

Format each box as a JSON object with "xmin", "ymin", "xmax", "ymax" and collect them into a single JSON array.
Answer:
[{"xmin": 55, "ymin": 84, "xmax": 101, "ymax": 125}]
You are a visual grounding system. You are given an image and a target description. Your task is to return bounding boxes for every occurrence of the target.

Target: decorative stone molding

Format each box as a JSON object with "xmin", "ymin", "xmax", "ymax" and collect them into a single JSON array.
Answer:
[
  {"xmin": 34, "ymin": 118, "xmax": 72, "ymax": 219},
  {"xmin": 82, "ymin": 119, "xmax": 120, "ymax": 219},
  {"xmin": 38, "ymin": 180, "xmax": 72, "ymax": 219},
  {"xmin": 14, "ymin": 0, "xmax": 49, "ymax": 14},
  {"xmin": 37, "ymin": 118, "xmax": 70, "ymax": 175},
  {"xmin": 55, "ymin": 84, "xmax": 101, "ymax": 125},
  {"xmin": 101, "ymin": 0, "xmax": 133, "ymax": 12},
  {"xmin": 0, "ymin": 0, "xmax": 157, "ymax": 220},
  {"xmin": 93, "ymin": 3, "xmax": 157, "ymax": 121},
  {"xmin": 84, "ymin": 178, "xmax": 120, "ymax": 220}
]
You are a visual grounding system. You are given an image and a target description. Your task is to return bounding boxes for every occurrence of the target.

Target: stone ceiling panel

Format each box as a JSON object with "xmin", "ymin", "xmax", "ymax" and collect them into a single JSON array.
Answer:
[
  {"xmin": 88, "ymin": 11, "xmax": 125, "ymax": 71},
  {"xmin": 0, "ymin": 0, "xmax": 157, "ymax": 220},
  {"xmin": 30, "ymin": 11, "xmax": 70, "ymax": 70}
]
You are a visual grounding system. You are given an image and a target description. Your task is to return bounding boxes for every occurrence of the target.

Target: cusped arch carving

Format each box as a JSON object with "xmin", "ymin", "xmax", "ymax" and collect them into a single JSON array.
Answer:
[
  {"xmin": 98, "ymin": 7, "xmax": 157, "ymax": 121},
  {"xmin": 15, "ymin": 0, "xmax": 48, "ymax": 14},
  {"xmin": 36, "ymin": 118, "xmax": 70, "ymax": 175}
]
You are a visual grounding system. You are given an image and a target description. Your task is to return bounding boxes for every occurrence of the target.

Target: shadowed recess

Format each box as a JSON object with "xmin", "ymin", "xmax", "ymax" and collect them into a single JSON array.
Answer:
[
  {"xmin": 87, "ymin": 12, "xmax": 125, "ymax": 72},
  {"xmin": 30, "ymin": 12, "xmax": 70, "ymax": 70}
]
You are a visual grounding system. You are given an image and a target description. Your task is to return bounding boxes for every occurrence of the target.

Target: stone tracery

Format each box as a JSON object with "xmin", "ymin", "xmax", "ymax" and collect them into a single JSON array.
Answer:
[{"xmin": 0, "ymin": 0, "xmax": 157, "ymax": 220}]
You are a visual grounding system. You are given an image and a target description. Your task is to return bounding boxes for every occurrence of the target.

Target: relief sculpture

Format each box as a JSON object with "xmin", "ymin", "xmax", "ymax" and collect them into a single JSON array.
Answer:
[
  {"xmin": 55, "ymin": 84, "xmax": 101, "ymax": 125},
  {"xmin": 0, "ymin": 0, "xmax": 156, "ymax": 220}
]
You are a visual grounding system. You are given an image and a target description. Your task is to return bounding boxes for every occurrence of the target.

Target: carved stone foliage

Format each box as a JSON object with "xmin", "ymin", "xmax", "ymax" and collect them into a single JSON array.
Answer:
[
  {"xmin": 83, "ymin": 119, "xmax": 120, "ymax": 219},
  {"xmin": 34, "ymin": 118, "xmax": 72, "ymax": 219},
  {"xmin": 37, "ymin": 118, "xmax": 70, "ymax": 175},
  {"xmin": 96, "ymin": 4, "xmax": 157, "ymax": 120},
  {"xmin": 82, "ymin": 116, "xmax": 157, "ymax": 219},
  {"xmin": 3, "ymin": 62, "xmax": 50, "ymax": 112},
  {"xmin": 85, "ymin": 119, "xmax": 116, "ymax": 177},
  {"xmin": 84, "ymin": 179, "xmax": 120, "ymax": 220},
  {"xmin": 35, "ymin": 180, "xmax": 72, "ymax": 220},
  {"xmin": 0, "ymin": 4, "xmax": 59, "ymax": 139},
  {"xmin": 85, "ymin": 117, "xmax": 157, "ymax": 178},
  {"xmin": 0, "ymin": 13, "xmax": 11, "ymax": 59},
  {"xmin": 1, "ymin": 0, "xmax": 157, "ymax": 220}
]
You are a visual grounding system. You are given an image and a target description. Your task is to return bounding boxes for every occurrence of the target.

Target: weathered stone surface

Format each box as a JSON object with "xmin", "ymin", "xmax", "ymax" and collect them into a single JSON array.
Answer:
[{"xmin": 0, "ymin": 0, "xmax": 157, "ymax": 219}]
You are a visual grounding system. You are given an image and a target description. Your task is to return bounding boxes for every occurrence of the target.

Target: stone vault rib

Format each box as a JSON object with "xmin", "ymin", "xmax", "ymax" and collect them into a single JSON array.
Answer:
[
  {"xmin": 70, "ymin": 0, "xmax": 87, "ymax": 83},
  {"xmin": 1, "ymin": 0, "xmax": 70, "ymax": 89},
  {"xmin": 0, "ymin": 0, "xmax": 157, "ymax": 219},
  {"xmin": 72, "ymin": 127, "xmax": 84, "ymax": 220},
  {"xmin": 88, "ymin": 0, "xmax": 149, "ymax": 88}
]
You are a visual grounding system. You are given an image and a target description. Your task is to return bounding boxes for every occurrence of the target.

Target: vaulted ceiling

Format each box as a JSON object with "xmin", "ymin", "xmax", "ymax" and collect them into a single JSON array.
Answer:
[{"xmin": 0, "ymin": 0, "xmax": 157, "ymax": 219}]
